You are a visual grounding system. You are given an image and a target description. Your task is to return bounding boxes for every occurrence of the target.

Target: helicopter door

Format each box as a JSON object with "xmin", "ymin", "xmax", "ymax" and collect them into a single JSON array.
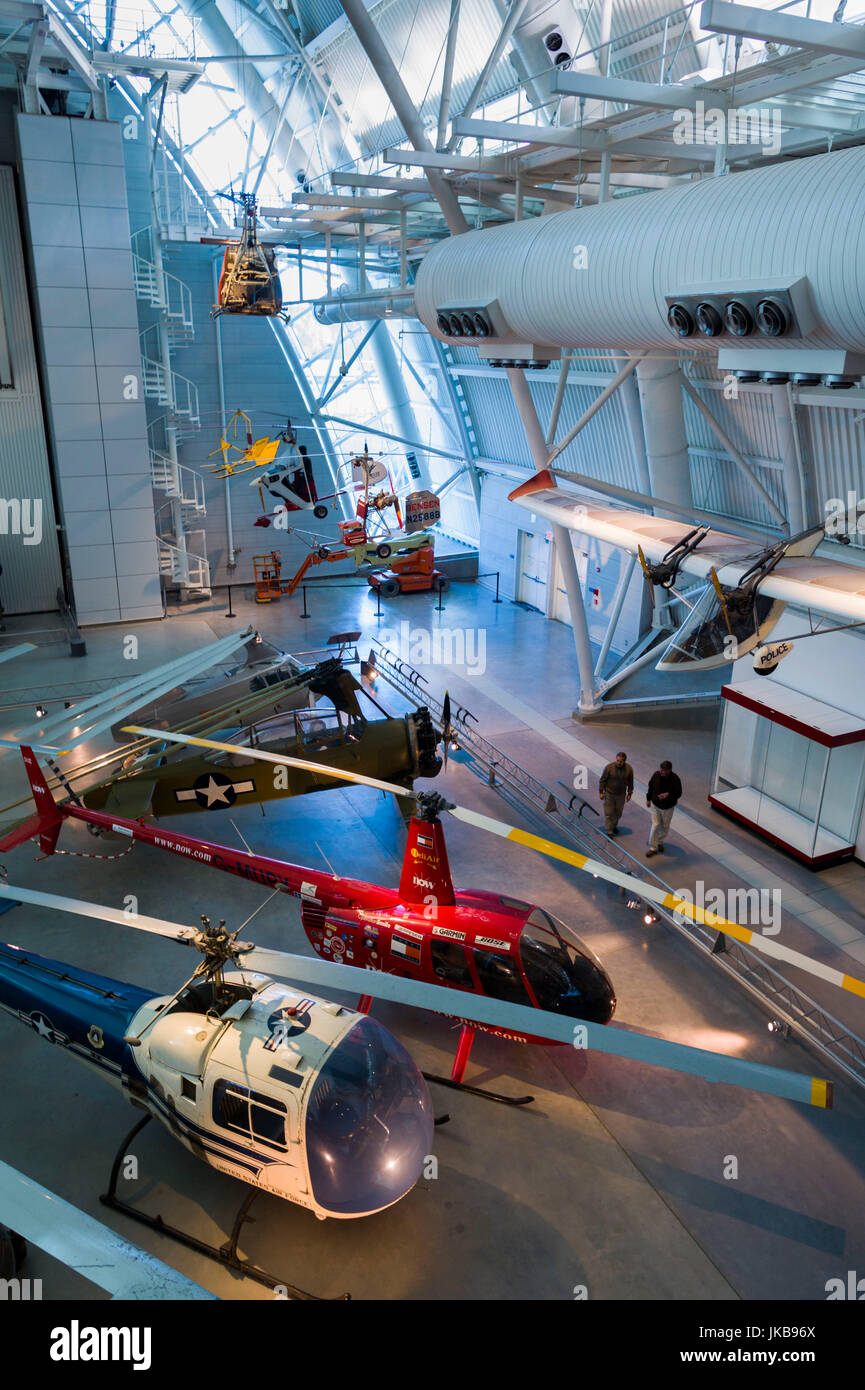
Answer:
[
  {"xmin": 430, "ymin": 935, "xmax": 474, "ymax": 988},
  {"xmin": 471, "ymin": 945, "xmax": 533, "ymax": 1006}
]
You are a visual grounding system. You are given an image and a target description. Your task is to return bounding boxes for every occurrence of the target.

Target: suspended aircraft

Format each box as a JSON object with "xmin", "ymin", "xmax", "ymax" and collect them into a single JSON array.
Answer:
[
  {"xmin": 78, "ymin": 662, "xmax": 442, "ymax": 824},
  {"xmin": 508, "ymin": 470, "xmax": 865, "ymax": 675},
  {"xmin": 212, "ymin": 194, "xmax": 286, "ymax": 319},
  {"xmin": 0, "ymin": 743, "xmax": 842, "ymax": 1111}
]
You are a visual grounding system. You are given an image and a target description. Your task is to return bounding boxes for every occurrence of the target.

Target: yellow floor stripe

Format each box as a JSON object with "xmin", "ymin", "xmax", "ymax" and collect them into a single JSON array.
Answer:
[{"xmin": 842, "ymin": 974, "xmax": 865, "ymax": 999}]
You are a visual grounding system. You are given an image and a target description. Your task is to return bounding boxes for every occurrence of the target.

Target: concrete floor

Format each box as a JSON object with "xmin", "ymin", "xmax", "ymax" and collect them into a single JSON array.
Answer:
[{"xmin": 1, "ymin": 579, "xmax": 864, "ymax": 1301}]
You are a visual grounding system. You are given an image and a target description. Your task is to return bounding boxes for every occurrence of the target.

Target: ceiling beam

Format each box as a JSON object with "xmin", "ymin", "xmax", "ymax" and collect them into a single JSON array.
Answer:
[
  {"xmin": 701, "ymin": 0, "xmax": 865, "ymax": 60},
  {"xmin": 453, "ymin": 115, "xmax": 607, "ymax": 152},
  {"xmin": 384, "ymin": 145, "xmax": 516, "ymax": 173},
  {"xmin": 552, "ymin": 69, "xmax": 726, "ymax": 111}
]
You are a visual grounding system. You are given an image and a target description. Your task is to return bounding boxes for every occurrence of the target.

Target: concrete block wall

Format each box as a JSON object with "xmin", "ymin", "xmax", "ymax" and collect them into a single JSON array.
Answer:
[{"xmin": 16, "ymin": 114, "xmax": 160, "ymax": 625}]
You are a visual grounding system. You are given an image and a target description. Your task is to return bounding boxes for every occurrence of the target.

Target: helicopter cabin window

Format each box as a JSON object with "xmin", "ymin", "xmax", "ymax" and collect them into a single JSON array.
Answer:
[
  {"xmin": 472, "ymin": 947, "xmax": 532, "ymax": 1006},
  {"xmin": 431, "ymin": 937, "xmax": 473, "ymax": 987},
  {"xmin": 212, "ymin": 1079, "xmax": 287, "ymax": 1150}
]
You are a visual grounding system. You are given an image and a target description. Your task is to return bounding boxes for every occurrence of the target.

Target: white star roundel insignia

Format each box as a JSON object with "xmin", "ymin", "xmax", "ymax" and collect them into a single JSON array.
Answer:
[
  {"xmin": 175, "ymin": 772, "xmax": 256, "ymax": 809},
  {"xmin": 20, "ymin": 1010, "xmax": 68, "ymax": 1046}
]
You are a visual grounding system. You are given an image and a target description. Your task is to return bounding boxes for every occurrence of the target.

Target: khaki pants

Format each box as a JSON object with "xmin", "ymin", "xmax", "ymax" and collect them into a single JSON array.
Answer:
[
  {"xmin": 649, "ymin": 805, "xmax": 675, "ymax": 850},
  {"xmin": 603, "ymin": 791, "xmax": 627, "ymax": 833}
]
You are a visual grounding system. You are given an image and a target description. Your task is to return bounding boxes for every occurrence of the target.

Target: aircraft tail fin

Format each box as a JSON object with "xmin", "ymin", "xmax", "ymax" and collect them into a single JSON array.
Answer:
[
  {"xmin": 0, "ymin": 747, "xmax": 64, "ymax": 855},
  {"xmin": 507, "ymin": 468, "xmax": 556, "ymax": 502},
  {"xmin": 398, "ymin": 814, "xmax": 456, "ymax": 908}
]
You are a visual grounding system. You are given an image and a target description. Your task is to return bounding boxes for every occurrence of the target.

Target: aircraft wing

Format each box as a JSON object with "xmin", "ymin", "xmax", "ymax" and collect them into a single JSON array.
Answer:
[{"xmin": 509, "ymin": 480, "xmax": 865, "ymax": 623}]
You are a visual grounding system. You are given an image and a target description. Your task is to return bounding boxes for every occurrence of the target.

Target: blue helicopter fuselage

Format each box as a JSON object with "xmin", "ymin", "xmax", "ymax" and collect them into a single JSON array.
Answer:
[{"xmin": 0, "ymin": 942, "xmax": 153, "ymax": 1090}]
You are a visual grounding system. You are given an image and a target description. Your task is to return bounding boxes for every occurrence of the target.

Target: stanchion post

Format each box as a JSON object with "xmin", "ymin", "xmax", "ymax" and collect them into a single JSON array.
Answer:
[
  {"xmin": 225, "ymin": 585, "xmax": 235, "ymax": 617},
  {"xmin": 300, "ymin": 585, "xmax": 310, "ymax": 619},
  {"xmin": 376, "ymin": 586, "xmax": 382, "ymax": 619},
  {"xmin": 493, "ymin": 571, "xmax": 502, "ymax": 603}
]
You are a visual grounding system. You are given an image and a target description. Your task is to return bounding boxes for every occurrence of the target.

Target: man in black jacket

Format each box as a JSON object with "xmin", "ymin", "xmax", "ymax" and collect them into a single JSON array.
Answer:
[{"xmin": 646, "ymin": 760, "xmax": 682, "ymax": 857}]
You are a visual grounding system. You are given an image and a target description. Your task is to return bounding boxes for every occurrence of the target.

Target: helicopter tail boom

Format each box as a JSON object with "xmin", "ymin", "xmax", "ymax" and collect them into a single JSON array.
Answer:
[{"xmin": 0, "ymin": 747, "xmax": 64, "ymax": 856}]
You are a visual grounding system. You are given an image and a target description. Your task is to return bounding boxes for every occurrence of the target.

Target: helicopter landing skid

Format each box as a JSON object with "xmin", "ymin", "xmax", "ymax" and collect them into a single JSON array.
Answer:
[
  {"xmin": 100, "ymin": 1115, "xmax": 349, "ymax": 1300},
  {"xmin": 423, "ymin": 1072, "xmax": 534, "ymax": 1106}
]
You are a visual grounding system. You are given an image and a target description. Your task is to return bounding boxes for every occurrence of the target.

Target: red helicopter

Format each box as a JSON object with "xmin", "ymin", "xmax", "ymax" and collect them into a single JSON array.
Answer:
[{"xmin": 0, "ymin": 738, "xmax": 840, "ymax": 1111}]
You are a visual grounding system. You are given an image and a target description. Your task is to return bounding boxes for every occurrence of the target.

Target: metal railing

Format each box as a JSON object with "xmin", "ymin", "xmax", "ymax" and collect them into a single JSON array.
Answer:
[
  {"xmin": 157, "ymin": 536, "xmax": 211, "ymax": 594},
  {"xmin": 370, "ymin": 639, "xmax": 865, "ymax": 1096}
]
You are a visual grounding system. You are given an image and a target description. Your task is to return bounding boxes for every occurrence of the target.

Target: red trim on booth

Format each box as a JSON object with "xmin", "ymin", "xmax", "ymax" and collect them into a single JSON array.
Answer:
[
  {"xmin": 721, "ymin": 685, "xmax": 865, "ymax": 749},
  {"xmin": 708, "ymin": 795, "xmax": 856, "ymax": 869}
]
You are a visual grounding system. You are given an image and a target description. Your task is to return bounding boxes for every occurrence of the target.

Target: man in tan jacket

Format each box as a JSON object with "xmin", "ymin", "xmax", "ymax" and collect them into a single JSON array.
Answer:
[{"xmin": 599, "ymin": 751, "xmax": 634, "ymax": 836}]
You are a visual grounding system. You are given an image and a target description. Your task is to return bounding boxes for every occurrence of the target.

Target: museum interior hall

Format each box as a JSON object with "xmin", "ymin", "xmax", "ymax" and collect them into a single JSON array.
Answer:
[{"xmin": 1, "ymin": 0, "xmax": 865, "ymax": 1314}]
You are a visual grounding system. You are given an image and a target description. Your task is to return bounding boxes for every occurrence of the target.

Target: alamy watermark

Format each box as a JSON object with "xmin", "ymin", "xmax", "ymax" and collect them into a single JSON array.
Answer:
[
  {"xmin": 0, "ymin": 497, "xmax": 42, "ymax": 546},
  {"xmin": 673, "ymin": 101, "xmax": 782, "ymax": 157},
  {"xmin": 378, "ymin": 620, "xmax": 486, "ymax": 676},
  {"xmin": 672, "ymin": 880, "xmax": 781, "ymax": 935}
]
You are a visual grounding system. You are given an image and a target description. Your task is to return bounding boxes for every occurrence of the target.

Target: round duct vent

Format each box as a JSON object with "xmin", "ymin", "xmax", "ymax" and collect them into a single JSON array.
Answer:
[
  {"xmin": 695, "ymin": 302, "xmax": 723, "ymax": 337},
  {"xmin": 724, "ymin": 300, "xmax": 754, "ymax": 337},
  {"xmin": 472, "ymin": 312, "xmax": 491, "ymax": 337},
  {"xmin": 447, "ymin": 313, "xmax": 464, "ymax": 336},
  {"xmin": 436, "ymin": 313, "xmax": 451, "ymax": 336},
  {"xmin": 667, "ymin": 303, "xmax": 694, "ymax": 337},
  {"xmin": 756, "ymin": 299, "xmax": 789, "ymax": 337},
  {"xmin": 460, "ymin": 312, "xmax": 476, "ymax": 336}
]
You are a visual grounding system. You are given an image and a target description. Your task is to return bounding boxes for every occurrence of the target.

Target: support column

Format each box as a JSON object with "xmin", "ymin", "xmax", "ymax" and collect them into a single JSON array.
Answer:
[
  {"xmin": 772, "ymin": 383, "xmax": 811, "ymax": 532},
  {"xmin": 636, "ymin": 357, "xmax": 693, "ymax": 514},
  {"xmin": 506, "ymin": 368, "xmax": 601, "ymax": 713}
]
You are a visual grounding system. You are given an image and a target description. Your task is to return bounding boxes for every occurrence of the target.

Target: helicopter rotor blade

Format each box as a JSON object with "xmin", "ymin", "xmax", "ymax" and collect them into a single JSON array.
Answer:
[
  {"xmin": 123, "ymin": 726, "xmax": 414, "ymax": 798},
  {"xmin": 0, "ymin": 884, "xmax": 832, "ymax": 1109},
  {"xmin": 446, "ymin": 805, "xmax": 865, "ymax": 1002},
  {"xmin": 236, "ymin": 944, "xmax": 831, "ymax": 1109},
  {"xmin": 0, "ymin": 1159, "xmax": 216, "ymax": 1300},
  {"xmin": 0, "ymin": 883, "xmax": 200, "ymax": 947}
]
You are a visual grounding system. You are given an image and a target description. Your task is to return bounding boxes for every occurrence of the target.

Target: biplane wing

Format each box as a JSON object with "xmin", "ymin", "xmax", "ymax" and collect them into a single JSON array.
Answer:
[{"xmin": 509, "ymin": 471, "xmax": 865, "ymax": 624}]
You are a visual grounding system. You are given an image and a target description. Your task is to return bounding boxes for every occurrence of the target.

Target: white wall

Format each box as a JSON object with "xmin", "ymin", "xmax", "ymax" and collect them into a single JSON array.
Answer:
[{"xmin": 478, "ymin": 471, "xmax": 646, "ymax": 661}]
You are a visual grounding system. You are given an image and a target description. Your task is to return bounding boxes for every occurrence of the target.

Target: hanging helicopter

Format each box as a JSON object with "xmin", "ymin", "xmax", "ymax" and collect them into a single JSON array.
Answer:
[
  {"xmin": 508, "ymin": 470, "xmax": 865, "ymax": 675},
  {"xmin": 211, "ymin": 193, "xmax": 286, "ymax": 320},
  {"xmin": 0, "ymin": 741, "xmax": 843, "ymax": 1110}
]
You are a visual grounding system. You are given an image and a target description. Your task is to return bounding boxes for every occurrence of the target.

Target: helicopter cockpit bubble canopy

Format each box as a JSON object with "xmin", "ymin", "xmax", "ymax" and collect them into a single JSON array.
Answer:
[
  {"xmin": 655, "ymin": 583, "xmax": 782, "ymax": 672},
  {"xmin": 305, "ymin": 1016, "xmax": 434, "ymax": 1218},
  {"xmin": 518, "ymin": 909, "xmax": 616, "ymax": 1024}
]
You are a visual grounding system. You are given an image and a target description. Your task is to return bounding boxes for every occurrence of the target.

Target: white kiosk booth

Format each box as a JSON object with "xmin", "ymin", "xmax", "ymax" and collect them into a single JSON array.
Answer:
[{"xmin": 710, "ymin": 681, "xmax": 865, "ymax": 868}]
